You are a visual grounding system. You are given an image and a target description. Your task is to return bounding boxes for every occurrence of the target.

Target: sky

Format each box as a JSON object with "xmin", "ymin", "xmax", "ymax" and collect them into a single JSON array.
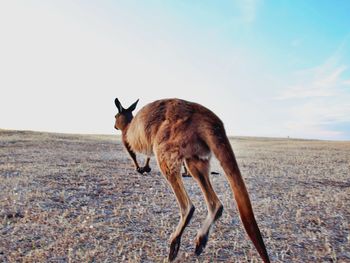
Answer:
[{"xmin": 1, "ymin": 0, "xmax": 350, "ymax": 140}]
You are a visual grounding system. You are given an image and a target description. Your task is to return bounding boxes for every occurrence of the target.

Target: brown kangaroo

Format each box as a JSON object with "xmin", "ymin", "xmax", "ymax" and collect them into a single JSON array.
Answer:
[{"xmin": 114, "ymin": 98, "xmax": 270, "ymax": 262}]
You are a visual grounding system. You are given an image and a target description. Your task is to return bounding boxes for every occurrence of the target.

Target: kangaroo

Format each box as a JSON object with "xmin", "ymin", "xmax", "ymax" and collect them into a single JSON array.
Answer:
[{"xmin": 114, "ymin": 98, "xmax": 270, "ymax": 262}]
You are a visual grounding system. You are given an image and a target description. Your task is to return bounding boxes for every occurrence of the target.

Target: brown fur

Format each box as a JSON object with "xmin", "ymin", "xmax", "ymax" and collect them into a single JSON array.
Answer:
[{"xmin": 114, "ymin": 98, "xmax": 270, "ymax": 262}]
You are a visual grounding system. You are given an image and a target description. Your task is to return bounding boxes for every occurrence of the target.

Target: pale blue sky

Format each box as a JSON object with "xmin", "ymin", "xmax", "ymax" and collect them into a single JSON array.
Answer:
[{"xmin": 1, "ymin": 1, "xmax": 349, "ymax": 140}]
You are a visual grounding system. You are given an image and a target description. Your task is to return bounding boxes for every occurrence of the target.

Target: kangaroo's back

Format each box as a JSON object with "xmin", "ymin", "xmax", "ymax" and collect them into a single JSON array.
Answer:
[{"xmin": 127, "ymin": 98, "xmax": 222, "ymax": 157}]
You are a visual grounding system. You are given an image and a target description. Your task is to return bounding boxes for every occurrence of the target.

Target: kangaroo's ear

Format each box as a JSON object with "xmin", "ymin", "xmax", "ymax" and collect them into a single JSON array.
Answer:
[
  {"xmin": 127, "ymin": 99, "xmax": 139, "ymax": 112},
  {"xmin": 115, "ymin": 98, "xmax": 124, "ymax": 113}
]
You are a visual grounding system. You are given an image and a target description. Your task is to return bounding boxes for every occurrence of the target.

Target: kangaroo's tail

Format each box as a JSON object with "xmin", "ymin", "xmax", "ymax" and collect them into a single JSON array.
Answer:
[{"xmin": 203, "ymin": 126, "xmax": 270, "ymax": 263}]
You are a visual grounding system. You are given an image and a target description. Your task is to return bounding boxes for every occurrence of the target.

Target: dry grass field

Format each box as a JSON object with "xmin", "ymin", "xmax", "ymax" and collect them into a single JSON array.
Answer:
[{"xmin": 1, "ymin": 129, "xmax": 349, "ymax": 262}]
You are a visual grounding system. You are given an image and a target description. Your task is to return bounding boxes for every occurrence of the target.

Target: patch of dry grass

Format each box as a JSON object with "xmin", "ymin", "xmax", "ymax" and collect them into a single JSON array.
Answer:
[{"xmin": 1, "ymin": 130, "xmax": 349, "ymax": 262}]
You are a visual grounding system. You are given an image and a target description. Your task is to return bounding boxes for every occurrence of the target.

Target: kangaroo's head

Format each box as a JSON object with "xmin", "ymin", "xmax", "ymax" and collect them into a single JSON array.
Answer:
[{"xmin": 114, "ymin": 98, "xmax": 139, "ymax": 131}]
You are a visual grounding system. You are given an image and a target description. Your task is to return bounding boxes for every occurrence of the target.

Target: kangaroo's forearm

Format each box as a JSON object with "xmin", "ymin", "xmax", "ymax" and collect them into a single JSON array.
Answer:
[{"xmin": 123, "ymin": 140, "xmax": 139, "ymax": 169}]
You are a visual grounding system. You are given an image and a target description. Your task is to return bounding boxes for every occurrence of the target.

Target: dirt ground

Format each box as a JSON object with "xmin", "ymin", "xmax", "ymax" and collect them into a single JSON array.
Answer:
[{"xmin": 0, "ymin": 129, "xmax": 349, "ymax": 262}]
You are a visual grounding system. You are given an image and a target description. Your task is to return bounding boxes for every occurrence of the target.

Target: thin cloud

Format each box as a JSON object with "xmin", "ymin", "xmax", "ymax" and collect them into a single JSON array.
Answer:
[
  {"xmin": 277, "ymin": 65, "xmax": 347, "ymax": 100},
  {"xmin": 276, "ymin": 47, "xmax": 350, "ymax": 139},
  {"xmin": 290, "ymin": 38, "xmax": 303, "ymax": 48},
  {"xmin": 234, "ymin": 0, "xmax": 262, "ymax": 24}
]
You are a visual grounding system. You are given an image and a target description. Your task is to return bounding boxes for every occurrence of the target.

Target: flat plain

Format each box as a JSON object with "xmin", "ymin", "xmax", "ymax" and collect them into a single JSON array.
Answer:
[{"xmin": 0, "ymin": 129, "xmax": 349, "ymax": 262}]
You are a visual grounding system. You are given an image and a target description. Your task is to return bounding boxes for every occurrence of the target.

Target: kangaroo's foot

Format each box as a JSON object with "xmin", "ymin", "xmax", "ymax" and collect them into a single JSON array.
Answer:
[
  {"xmin": 136, "ymin": 165, "xmax": 151, "ymax": 174},
  {"xmin": 195, "ymin": 204, "xmax": 223, "ymax": 256},
  {"xmin": 168, "ymin": 235, "xmax": 181, "ymax": 262},
  {"xmin": 182, "ymin": 172, "xmax": 191, "ymax": 177}
]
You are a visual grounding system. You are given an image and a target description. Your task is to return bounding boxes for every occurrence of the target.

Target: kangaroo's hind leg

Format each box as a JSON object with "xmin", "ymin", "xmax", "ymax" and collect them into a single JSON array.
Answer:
[
  {"xmin": 185, "ymin": 157, "xmax": 223, "ymax": 256},
  {"xmin": 156, "ymin": 153, "xmax": 195, "ymax": 262}
]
